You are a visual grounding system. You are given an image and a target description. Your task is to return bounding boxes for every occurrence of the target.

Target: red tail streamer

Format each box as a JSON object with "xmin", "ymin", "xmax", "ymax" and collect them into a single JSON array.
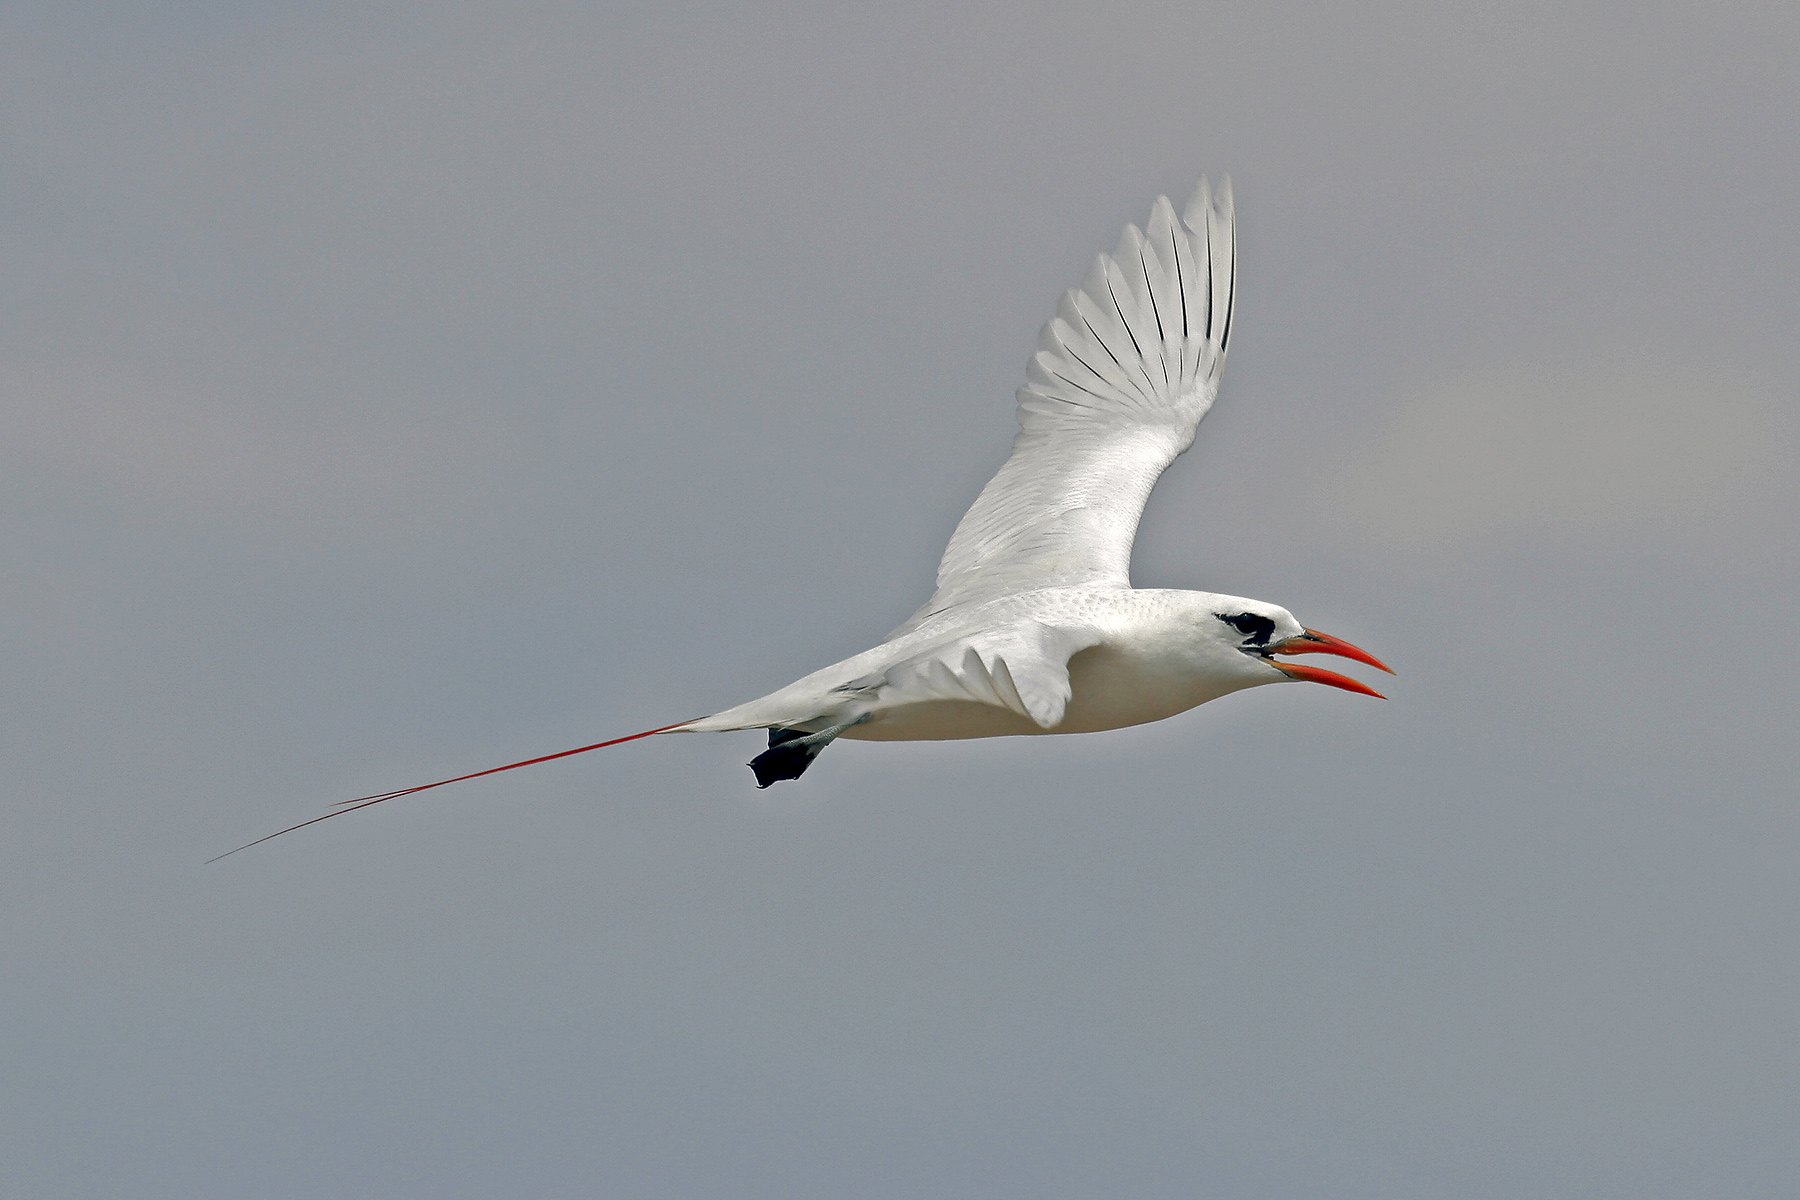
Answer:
[{"xmin": 208, "ymin": 721, "xmax": 695, "ymax": 863}]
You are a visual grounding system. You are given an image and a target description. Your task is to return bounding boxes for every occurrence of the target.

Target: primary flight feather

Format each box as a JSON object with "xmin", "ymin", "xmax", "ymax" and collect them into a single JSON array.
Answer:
[{"xmin": 214, "ymin": 178, "xmax": 1390, "ymax": 860}]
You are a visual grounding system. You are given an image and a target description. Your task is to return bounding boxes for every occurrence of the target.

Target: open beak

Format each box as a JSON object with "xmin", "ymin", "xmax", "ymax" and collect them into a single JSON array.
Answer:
[{"xmin": 1266, "ymin": 628, "xmax": 1393, "ymax": 699}]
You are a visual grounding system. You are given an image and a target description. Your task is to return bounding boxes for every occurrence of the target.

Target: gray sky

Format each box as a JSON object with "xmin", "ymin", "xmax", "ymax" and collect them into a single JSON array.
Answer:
[{"xmin": 5, "ymin": 3, "xmax": 1798, "ymax": 1197}]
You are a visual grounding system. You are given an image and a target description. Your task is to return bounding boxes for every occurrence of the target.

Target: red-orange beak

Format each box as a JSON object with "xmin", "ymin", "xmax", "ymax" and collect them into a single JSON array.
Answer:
[{"xmin": 1267, "ymin": 628, "xmax": 1393, "ymax": 699}]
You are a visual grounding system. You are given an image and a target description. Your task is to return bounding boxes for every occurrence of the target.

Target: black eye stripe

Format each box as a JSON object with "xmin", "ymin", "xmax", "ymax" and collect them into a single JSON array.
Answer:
[{"xmin": 1217, "ymin": 611, "xmax": 1275, "ymax": 645}]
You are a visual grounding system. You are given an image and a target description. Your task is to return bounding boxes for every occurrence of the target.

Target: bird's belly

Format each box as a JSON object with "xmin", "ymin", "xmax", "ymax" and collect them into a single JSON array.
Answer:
[
  {"xmin": 840, "ymin": 645, "xmax": 1243, "ymax": 742},
  {"xmin": 1058, "ymin": 643, "xmax": 1241, "ymax": 732},
  {"xmin": 841, "ymin": 699, "xmax": 1046, "ymax": 741}
]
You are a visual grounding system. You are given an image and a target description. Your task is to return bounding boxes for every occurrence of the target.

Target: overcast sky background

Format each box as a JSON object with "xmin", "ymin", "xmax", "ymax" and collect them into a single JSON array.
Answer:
[{"xmin": 4, "ymin": 3, "xmax": 1798, "ymax": 1197}]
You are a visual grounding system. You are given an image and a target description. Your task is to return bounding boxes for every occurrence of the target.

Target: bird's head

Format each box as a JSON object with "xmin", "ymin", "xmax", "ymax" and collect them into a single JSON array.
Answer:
[{"xmin": 1201, "ymin": 597, "xmax": 1393, "ymax": 697}]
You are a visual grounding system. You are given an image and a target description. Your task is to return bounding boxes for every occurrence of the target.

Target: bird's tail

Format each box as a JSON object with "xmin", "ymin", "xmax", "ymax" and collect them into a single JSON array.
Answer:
[{"xmin": 208, "ymin": 719, "xmax": 700, "ymax": 863}]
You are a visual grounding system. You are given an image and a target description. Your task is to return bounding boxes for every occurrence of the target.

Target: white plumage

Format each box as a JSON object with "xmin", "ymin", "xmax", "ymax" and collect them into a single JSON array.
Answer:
[
  {"xmin": 902, "ymin": 181, "xmax": 1233, "ymax": 627},
  {"xmin": 673, "ymin": 179, "xmax": 1388, "ymax": 786},
  {"xmin": 215, "ymin": 178, "xmax": 1389, "ymax": 858}
]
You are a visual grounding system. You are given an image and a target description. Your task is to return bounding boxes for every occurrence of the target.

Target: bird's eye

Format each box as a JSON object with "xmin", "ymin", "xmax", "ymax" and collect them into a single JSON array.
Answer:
[{"xmin": 1218, "ymin": 612, "xmax": 1275, "ymax": 645}]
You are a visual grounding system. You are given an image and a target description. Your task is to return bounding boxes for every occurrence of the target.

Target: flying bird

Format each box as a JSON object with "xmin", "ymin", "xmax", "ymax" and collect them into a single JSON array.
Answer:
[{"xmin": 214, "ymin": 178, "xmax": 1390, "ymax": 860}]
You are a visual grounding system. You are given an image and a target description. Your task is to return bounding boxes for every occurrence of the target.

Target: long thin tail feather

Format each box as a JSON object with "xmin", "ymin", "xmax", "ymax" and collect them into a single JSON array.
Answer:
[{"xmin": 207, "ymin": 720, "xmax": 696, "ymax": 863}]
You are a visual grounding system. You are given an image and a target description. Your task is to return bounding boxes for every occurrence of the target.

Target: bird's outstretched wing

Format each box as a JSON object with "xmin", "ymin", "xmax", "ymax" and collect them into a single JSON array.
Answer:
[{"xmin": 893, "ymin": 179, "xmax": 1235, "ymax": 637}]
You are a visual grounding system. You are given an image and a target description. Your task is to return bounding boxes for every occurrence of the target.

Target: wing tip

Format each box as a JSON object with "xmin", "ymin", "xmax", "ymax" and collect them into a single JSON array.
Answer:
[{"xmin": 1183, "ymin": 175, "xmax": 1235, "ymax": 232}]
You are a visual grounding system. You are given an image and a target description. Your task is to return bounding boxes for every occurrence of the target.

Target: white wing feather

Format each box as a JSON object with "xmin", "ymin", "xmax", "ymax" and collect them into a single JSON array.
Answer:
[
  {"xmin": 861, "ymin": 622, "xmax": 1103, "ymax": 729},
  {"xmin": 893, "ymin": 179, "xmax": 1235, "ymax": 636}
]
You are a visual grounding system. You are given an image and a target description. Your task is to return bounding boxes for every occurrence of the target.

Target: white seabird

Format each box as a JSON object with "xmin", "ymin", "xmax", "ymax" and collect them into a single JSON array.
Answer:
[{"xmin": 215, "ymin": 178, "xmax": 1390, "ymax": 858}]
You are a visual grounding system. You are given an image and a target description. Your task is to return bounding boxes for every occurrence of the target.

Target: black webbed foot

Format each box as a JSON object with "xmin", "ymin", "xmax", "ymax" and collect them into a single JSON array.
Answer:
[
  {"xmin": 748, "ymin": 718, "xmax": 868, "ymax": 788},
  {"xmin": 749, "ymin": 728, "xmax": 827, "ymax": 788}
]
